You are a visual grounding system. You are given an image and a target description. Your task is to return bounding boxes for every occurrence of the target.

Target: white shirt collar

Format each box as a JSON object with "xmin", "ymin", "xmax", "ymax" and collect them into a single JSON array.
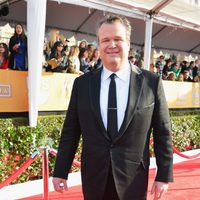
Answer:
[{"xmin": 102, "ymin": 63, "xmax": 131, "ymax": 82}]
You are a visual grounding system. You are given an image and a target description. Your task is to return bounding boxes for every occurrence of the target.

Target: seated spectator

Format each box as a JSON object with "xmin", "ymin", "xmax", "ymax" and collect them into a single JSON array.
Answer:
[
  {"xmin": 46, "ymin": 41, "xmax": 68, "ymax": 73},
  {"xmin": 8, "ymin": 23, "xmax": 28, "ymax": 71},
  {"xmin": 193, "ymin": 75, "xmax": 199, "ymax": 82},
  {"xmin": 0, "ymin": 42, "xmax": 9, "ymax": 70},
  {"xmin": 42, "ymin": 40, "xmax": 50, "ymax": 71},
  {"xmin": 167, "ymin": 72, "xmax": 176, "ymax": 81},
  {"xmin": 177, "ymin": 73, "xmax": 184, "ymax": 82},
  {"xmin": 183, "ymin": 70, "xmax": 192, "ymax": 82}
]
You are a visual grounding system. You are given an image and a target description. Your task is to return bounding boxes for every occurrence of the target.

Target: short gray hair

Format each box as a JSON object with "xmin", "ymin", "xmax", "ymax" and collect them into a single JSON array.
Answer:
[{"xmin": 96, "ymin": 14, "xmax": 132, "ymax": 42}]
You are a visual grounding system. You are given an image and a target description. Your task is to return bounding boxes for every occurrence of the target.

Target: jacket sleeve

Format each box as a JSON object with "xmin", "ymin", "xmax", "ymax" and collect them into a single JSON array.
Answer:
[
  {"xmin": 53, "ymin": 78, "xmax": 81, "ymax": 179},
  {"xmin": 151, "ymin": 77, "xmax": 173, "ymax": 182}
]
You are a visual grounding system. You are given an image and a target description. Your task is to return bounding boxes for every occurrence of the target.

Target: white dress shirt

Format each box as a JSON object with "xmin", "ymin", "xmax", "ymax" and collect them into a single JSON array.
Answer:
[{"xmin": 100, "ymin": 64, "xmax": 131, "ymax": 131}]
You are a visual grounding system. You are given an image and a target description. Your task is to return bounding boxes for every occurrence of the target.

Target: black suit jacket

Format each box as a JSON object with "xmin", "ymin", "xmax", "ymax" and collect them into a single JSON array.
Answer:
[{"xmin": 53, "ymin": 64, "xmax": 173, "ymax": 200}]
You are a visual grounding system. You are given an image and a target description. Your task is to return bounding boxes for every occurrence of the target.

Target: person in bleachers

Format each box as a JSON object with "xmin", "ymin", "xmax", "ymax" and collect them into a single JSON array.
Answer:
[
  {"xmin": 162, "ymin": 58, "xmax": 173, "ymax": 79},
  {"xmin": 42, "ymin": 40, "xmax": 50, "ymax": 71},
  {"xmin": 183, "ymin": 70, "xmax": 192, "ymax": 82},
  {"xmin": 128, "ymin": 55, "xmax": 138, "ymax": 66},
  {"xmin": 89, "ymin": 48, "xmax": 102, "ymax": 70},
  {"xmin": 8, "ymin": 23, "xmax": 28, "ymax": 71},
  {"xmin": 167, "ymin": 72, "xmax": 176, "ymax": 81},
  {"xmin": 79, "ymin": 48, "xmax": 91, "ymax": 73},
  {"xmin": 171, "ymin": 62, "xmax": 181, "ymax": 80},
  {"xmin": 48, "ymin": 28, "xmax": 61, "ymax": 50},
  {"xmin": 0, "ymin": 42, "xmax": 9, "ymax": 70},
  {"xmin": 46, "ymin": 41, "xmax": 68, "ymax": 73},
  {"xmin": 62, "ymin": 37, "xmax": 70, "ymax": 55},
  {"xmin": 180, "ymin": 60, "xmax": 189, "ymax": 74},
  {"xmin": 79, "ymin": 40, "xmax": 88, "ymax": 51},
  {"xmin": 66, "ymin": 45, "xmax": 81, "ymax": 74},
  {"xmin": 193, "ymin": 75, "xmax": 199, "ymax": 82},
  {"xmin": 155, "ymin": 55, "xmax": 165, "ymax": 76},
  {"xmin": 87, "ymin": 44, "xmax": 96, "ymax": 62},
  {"xmin": 177, "ymin": 73, "xmax": 184, "ymax": 82},
  {"xmin": 193, "ymin": 59, "xmax": 200, "ymax": 78}
]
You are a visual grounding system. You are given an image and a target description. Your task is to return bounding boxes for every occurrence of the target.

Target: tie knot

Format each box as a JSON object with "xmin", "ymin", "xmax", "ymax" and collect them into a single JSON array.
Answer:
[{"xmin": 110, "ymin": 73, "xmax": 116, "ymax": 80}]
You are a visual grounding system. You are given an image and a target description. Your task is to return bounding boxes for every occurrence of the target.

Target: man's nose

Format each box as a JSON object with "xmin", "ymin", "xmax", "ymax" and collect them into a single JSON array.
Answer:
[{"xmin": 109, "ymin": 40, "xmax": 117, "ymax": 47}]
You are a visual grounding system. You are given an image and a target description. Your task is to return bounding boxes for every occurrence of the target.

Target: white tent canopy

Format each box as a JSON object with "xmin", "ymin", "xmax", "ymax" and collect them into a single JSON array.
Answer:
[
  {"xmin": 0, "ymin": 0, "xmax": 199, "ymax": 126},
  {"xmin": 0, "ymin": 0, "xmax": 200, "ymax": 54}
]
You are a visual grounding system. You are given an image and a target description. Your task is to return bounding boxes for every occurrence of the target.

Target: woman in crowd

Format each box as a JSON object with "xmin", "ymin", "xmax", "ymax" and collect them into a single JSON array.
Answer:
[
  {"xmin": 79, "ymin": 48, "xmax": 91, "ymax": 73},
  {"xmin": 0, "ymin": 42, "xmax": 9, "ymax": 70},
  {"xmin": 46, "ymin": 41, "xmax": 68, "ymax": 73},
  {"xmin": 67, "ymin": 45, "xmax": 81, "ymax": 73},
  {"xmin": 171, "ymin": 62, "xmax": 181, "ymax": 80},
  {"xmin": 89, "ymin": 48, "xmax": 102, "ymax": 70},
  {"xmin": 78, "ymin": 40, "xmax": 87, "ymax": 51},
  {"xmin": 8, "ymin": 23, "xmax": 28, "ymax": 71}
]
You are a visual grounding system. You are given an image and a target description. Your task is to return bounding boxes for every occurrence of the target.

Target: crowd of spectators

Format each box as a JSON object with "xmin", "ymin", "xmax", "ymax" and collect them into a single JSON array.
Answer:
[
  {"xmin": 0, "ymin": 25, "xmax": 199, "ymax": 82},
  {"xmin": 40, "ymin": 29, "xmax": 102, "ymax": 74},
  {"xmin": 150, "ymin": 55, "xmax": 200, "ymax": 82}
]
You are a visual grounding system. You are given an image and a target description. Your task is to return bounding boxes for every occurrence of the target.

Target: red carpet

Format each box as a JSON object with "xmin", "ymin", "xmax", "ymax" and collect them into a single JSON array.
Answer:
[{"xmin": 19, "ymin": 158, "xmax": 200, "ymax": 200}]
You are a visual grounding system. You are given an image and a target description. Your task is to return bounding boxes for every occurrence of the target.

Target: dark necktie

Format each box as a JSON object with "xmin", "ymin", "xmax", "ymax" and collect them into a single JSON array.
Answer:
[{"xmin": 107, "ymin": 73, "xmax": 118, "ymax": 139}]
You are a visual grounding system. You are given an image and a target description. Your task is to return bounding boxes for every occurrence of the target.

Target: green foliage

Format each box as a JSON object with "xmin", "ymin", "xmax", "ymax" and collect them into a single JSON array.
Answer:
[
  {"xmin": 0, "ymin": 116, "xmax": 65, "ymax": 184},
  {"xmin": 171, "ymin": 115, "xmax": 200, "ymax": 151},
  {"xmin": 0, "ymin": 112, "xmax": 200, "ymax": 185}
]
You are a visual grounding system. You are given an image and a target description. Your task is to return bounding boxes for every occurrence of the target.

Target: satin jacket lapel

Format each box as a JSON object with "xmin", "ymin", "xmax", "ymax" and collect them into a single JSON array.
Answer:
[
  {"xmin": 89, "ymin": 68, "xmax": 110, "ymax": 140},
  {"xmin": 115, "ymin": 65, "xmax": 144, "ymax": 141}
]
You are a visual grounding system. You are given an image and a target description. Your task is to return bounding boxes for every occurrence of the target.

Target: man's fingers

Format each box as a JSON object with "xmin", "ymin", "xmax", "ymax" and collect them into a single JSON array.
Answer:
[
  {"xmin": 151, "ymin": 181, "xmax": 168, "ymax": 199},
  {"xmin": 52, "ymin": 177, "xmax": 68, "ymax": 193}
]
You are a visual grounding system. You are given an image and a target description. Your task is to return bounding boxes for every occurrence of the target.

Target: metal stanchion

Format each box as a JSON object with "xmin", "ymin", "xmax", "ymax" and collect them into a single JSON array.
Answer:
[{"xmin": 40, "ymin": 147, "xmax": 49, "ymax": 200}]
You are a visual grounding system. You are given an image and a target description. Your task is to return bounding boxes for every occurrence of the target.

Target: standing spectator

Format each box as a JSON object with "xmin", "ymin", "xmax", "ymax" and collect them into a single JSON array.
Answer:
[
  {"xmin": 42, "ymin": 40, "xmax": 50, "ymax": 71},
  {"xmin": 79, "ymin": 40, "xmax": 87, "ymax": 51},
  {"xmin": 67, "ymin": 45, "xmax": 81, "ymax": 74},
  {"xmin": 8, "ymin": 23, "xmax": 28, "ymax": 71},
  {"xmin": 0, "ymin": 42, "xmax": 9, "ymax": 70},
  {"xmin": 79, "ymin": 48, "xmax": 90, "ymax": 73},
  {"xmin": 171, "ymin": 62, "xmax": 181, "ymax": 80},
  {"xmin": 193, "ymin": 59, "xmax": 200, "ymax": 78},
  {"xmin": 155, "ymin": 55, "xmax": 165, "ymax": 76},
  {"xmin": 162, "ymin": 58, "xmax": 173, "ymax": 79},
  {"xmin": 87, "ymin": 43, "xmax": 96, "ymax": 62},
  {"xmin": 180, "ymin": 60, "xmax": 189, "ymax": 74}
]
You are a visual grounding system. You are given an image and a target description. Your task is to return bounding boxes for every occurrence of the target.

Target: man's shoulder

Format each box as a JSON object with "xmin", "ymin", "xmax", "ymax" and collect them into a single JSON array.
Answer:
[
  {"xmin": 76, "ymin": 68, "xmax": 102, "ymax": 81},
  {"xmin": 141, "ymin": 68, "xmax": 160, "ymax": 80}
]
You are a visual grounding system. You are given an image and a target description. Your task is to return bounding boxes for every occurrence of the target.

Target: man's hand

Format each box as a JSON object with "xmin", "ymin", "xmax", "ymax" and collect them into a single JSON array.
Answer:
[
  {"xmin": 52, "ymin": 177, "xmax": 68, "ymax": 193},
  {"xmin": 151, "ymin": 181, "xmax": 168, "ymax": 199}
]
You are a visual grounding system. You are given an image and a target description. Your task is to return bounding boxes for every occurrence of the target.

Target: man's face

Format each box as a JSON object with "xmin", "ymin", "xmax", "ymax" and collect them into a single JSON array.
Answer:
[{"xmin": 98, "ymin": 21, "xmax": 130, "ymax": 72}]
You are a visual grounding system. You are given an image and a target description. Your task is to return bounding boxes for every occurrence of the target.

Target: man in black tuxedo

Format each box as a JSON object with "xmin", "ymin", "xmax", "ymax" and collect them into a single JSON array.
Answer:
[{"xmin": 53, "ymin": 14, "xmax": 173, "ymax": 200}]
